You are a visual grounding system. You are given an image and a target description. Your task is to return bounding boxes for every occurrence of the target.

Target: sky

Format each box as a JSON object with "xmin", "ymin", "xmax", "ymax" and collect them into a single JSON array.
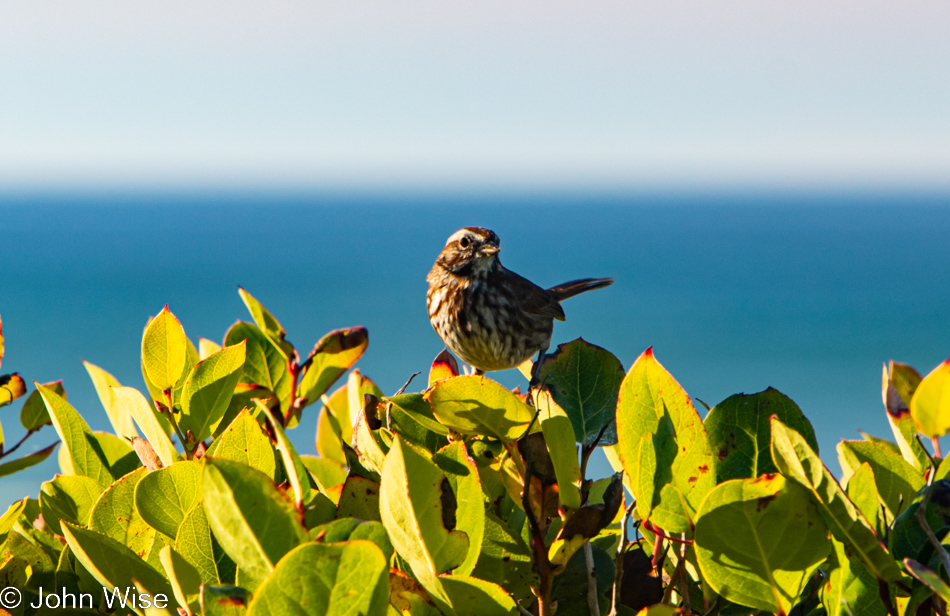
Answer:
[{"xmin": 1, "ymin": 1, "xmax": 949, "ymax": 192}]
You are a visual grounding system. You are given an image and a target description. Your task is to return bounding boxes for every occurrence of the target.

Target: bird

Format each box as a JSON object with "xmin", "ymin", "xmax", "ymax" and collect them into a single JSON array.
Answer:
[{"xmin": 426, "ymin": 227, "xmax": 613, "ymax": 379}]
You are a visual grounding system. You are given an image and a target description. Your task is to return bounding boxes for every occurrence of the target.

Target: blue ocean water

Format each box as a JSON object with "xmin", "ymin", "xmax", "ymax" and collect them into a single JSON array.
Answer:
[{"xmin": 1, "ymin": 190, "xmax": 948, "ymax": 508}]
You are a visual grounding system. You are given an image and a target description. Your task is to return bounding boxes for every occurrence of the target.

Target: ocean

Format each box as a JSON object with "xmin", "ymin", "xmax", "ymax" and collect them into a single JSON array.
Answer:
[{"xmin": 1, "ymin": 189, "xmax": 948, "ymax": 507}]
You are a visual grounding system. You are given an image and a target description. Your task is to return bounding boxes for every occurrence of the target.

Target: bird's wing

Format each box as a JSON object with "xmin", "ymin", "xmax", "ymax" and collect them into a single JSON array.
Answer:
[{"xmin": 505, "ymin": 271, "xmax": 566, "ymax": 321}]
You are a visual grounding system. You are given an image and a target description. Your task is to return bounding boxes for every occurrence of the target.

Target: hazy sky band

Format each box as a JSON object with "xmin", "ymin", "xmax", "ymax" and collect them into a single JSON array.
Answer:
[{"xmin": 2, "ymin": 1, "xmax": 948, "ymax": 190}]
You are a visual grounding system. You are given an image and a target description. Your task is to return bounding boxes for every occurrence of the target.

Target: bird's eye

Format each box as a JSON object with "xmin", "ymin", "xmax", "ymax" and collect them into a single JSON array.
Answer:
[{"xmin": 459, "ymin": 236, "xmax": 471, "ymax": 248}]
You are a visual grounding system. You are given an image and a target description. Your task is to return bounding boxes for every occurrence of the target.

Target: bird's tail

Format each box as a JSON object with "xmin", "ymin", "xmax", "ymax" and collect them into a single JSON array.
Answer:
[{"xmin": 547, "ymin": 277, "xmax": 614, "ymax": 302}]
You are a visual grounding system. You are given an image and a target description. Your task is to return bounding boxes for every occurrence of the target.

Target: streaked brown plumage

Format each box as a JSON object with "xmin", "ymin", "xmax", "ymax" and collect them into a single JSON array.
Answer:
[{"xmin": 427, "ymin": 227, "xmax": 613, "ymax": 375}]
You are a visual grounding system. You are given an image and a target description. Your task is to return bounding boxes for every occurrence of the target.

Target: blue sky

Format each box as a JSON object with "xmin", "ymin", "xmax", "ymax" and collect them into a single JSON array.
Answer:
[{"xmin": 1, "ymin": 1, "xmax": 948, "ymax": 191}]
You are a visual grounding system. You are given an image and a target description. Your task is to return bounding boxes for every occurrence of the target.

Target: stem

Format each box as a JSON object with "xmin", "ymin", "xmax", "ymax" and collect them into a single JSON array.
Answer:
[
  {"xmin": 0, "ymin": 429, "xmax": 36, "ymax": 459},
  {"xmin": 678, "ymin": 537, "xmax": 691, "ymax": 613},
  {"xmin": 522, "ymin": 464, "xmax": 553, "ymax": 616},
  {"xmin": 915, "ymin": 483, "xmax": 950, "ymax": 576},
  {"xmin": 933, "ymin": 436, "xmax": 943, "ymax": 460},
  {"xmin": 644, "ymin": 521, "xmax": 694, "ymax": 545},
  {"xmin": 609, "ymin": 502, "xmax": 636, "ymax": 616},
  {"xmin": 584, "ymin": 542, "xmax": 601, "ymax": 616},
  {"xmin": 163, "ymin": 390, "xmax": 189, "ymax": 460}
]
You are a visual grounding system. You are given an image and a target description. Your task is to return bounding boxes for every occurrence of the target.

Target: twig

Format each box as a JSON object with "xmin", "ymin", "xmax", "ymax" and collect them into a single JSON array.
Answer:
[
  {"xmin": 522, "ymin": 462, "xmax": 553, "ymax": 616},
  {"xmin": 0, "ymin": 429, "xmax": 36, "ymax": 459},
  {"xmin": 933, "ymin": 436, "xmax": 943, "ymax": 460},
  {"xmin": 162, "ymin": 390, "xmax": 190, "ymax": 459},
  {"xmin": 580, "ymin": 420, "xmax": 614, "ymax": 504},
  {"xmin": 661, "ymin": 556, "xmax": 686, "ymax": 605},
  {"xmin": 609, "ymin": 501, "xmax": 636, "ymax": 616},
  {"xmin": 385, "ymin": 371, "xmax": 421, "ymax": 430},
  {"xmin": 915, "ymin": 483, "xmax": 950, "ymax": 576},
  {"xmin": 515, "ymin": 602, "xmax": 534, "ymax": 616},
  {"xmin": 584, "ymin": 542, "xmax": 601, "ymax": 616}
]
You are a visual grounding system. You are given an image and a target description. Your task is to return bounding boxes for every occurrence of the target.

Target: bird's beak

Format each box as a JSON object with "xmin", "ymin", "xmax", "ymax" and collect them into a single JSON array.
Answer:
[{"xmin": 479, "ymin": 245, "xmax": 500, "ymax": 257}]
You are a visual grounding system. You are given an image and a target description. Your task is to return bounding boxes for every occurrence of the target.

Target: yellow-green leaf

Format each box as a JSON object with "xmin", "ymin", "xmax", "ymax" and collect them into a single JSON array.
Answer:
[
  {"xmin": 247, "ymin": 541, "xmax": 390, "ymax": 616},
  {"xmin": 910, "ymin": 359, "xmax": 950, "ymax": 438},
  {"xmin": 38, "ymin": 383, "xmax": 114, "ymax": 488},
  {"xmin": 380, "ymin": 436, "xmax": 469, "ymax": 577},
  {"xmin": 694, "ymin": 474, "xmax": 830, "ymax": 614},
  {"xmin": 83, "ymin": 361, "xmax": 139, "ymax": 439},
  {"xmin": 770, "ymin": 417, "xmax": 902, "ymax": 582},
  {"xmin": 616, "ymin": 348, "xmax": 716, "ymax": 533},
  {"xmin": 202, "ymin": 458, "xmax": 308, "ymax": 591},
  {"xmin": 113, "ymin": 386, "xmax": 180, "ymax": 468},
  {"xmin": 142, "ymin": 306, "xmax": 189, "ymax": 392},
  {"xmin": 135, "ymin": 461, "xmax": 202, "ymax": 539},
  {"xmin": 297, "ymin": 326, "xmax": 369, "ymax": 409},
  {"xmin": 425, "ymin": 375, "xmax": 534, "ymax": 441},
  {"xmin": 179, "ymin": 341, "xmax": 246, "ymax": 445}
]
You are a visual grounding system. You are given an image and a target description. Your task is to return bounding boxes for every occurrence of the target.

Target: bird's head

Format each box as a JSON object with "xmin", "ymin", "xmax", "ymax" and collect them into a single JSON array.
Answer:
[{"xmin": 436, "ymin": 227, "xmax": 501, "ymax": 277}]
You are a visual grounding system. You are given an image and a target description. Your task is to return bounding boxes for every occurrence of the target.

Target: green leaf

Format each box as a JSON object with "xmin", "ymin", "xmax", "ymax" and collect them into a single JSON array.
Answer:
[
  {"xmin": 336, "ymin": 474, "xmax": 381, "ymax": 521},
  {"xmin": 310, "ymin": 518, "xmax": 393, "ymax": 559},
  {"xmin": 770, "ymin": 417, "xmax": 903, "ymax": 582},
  {"xmin": 438, "ymin": 575, "xmax": 518, "ymax": 616},
  {"xmin": 19, "ymin": 380, "xmax": 65, "ymax": 430},
  {"xmin": 616, "ymin": 348, "xmax": 716, "ymax": 533},
  {"xmin": 113, "ymin": 386, "xmax": 180, "ymax": 468},
  {"xmin": 176, "ymin": 504, "xmax": 235, "ymax": 586},
  {"xmin": 0, "ymin": 441, "xmax": 58, "ymax": 478},
  {"xmin": 142, "ymin": 306, "xmax": 189, "ymax": 392},
  {"xmin": 225, "ymin": 321, "xmax": 293, "ymax": 414},
  {"xmin": 201, "ymin": 458, "xmax": 308, "ymax": 590},
  {"xmin": 297, "ymin": 326, "xmax": 369, "ymax": 408},
  {"xmin": 89, "ymin": 467, "xmax": 159, "ymax": 560},
  {"xmin": 39, "ymin": 475, "xmax": 102, "ymax": 535},
  {"xmin": 300, "ymin": 455, "xmax": 347, "ymax": 492},
  {"xmin": 821, "ymin": 538, "xmax": 887, "ymax": 616},
  {"xmin": 705, "ymin": 387, "xmax": 818, "ymax": 482},
  {"xmin": 882, "ymin": 362, "xmax": 929, "ymax": 472},
  {"xmin": 694, "ymin": 474, "xmax": 830, "ymax": 614},
  {"xmin": 389, "ymin": 392, "xmax": 450, "ymax": 437},
  {"xmin": 201, "ymin": 585, "xmax": 250, "ymax": 616},
  {"xmin": 255, "ymin": 401, "xmax": 314, "ymax": 508},
  {"xmin": 159, "ymin": 544, "xmax": 203, "ymax": 614},
  {"xmin": 83, "ymin": 361, "xmax": 139, "ymax": 439},
  {"xmin": 179, "ymin": 341, "xmax": 247, "ymax": 445},
  {"xmin": 135, "ymin": 461, "xmax": 202, "ymax": 539},
  {"xmin": 425, "ymin": 375, "xmax": 534, "ymax": 441},
  {"xmin": 380, "ymin": 435, "xmax": 469, "ymax": 577},
  {"xmin": 471, "ymin": 510, "xmax": 537, "ymax": 603},
  {"xmin": 238, "ymin": 287, "xmax": 295, "ymax": 355},
  {"xmin": 95, "ymin": 431, "xmax": 142, "ymax": 478},
  {"xmin": 910, "ymin": 359, "xmax": 950, "ymax": 439},
  {"xmin": 537, "ymin": 338, "xmax": 623, "ymax": 446},
  {"xmin": 246, "ymin": 540, "xmax": 390, "ymax": 616},
  {"xmin": 38, "ymin": 383, "xmax": 114, "ymax": 488},
  {"xmin": 887, "ymin": 480, "xmax": 950, "ymax": 564},
  {"xmin": 837, "ymin": 439, "xmax": 924, "ymax": 520},
  {"xmin": 433, "ymin": 441, "xmax": 485, "ymax": 576},
  {"xmin": 535, "ymin": 389, "xmax": 582, "ymax": 510},
  {"xmin": 199, "ymin": 337, "xmax": 222, "ymax": 360},
  {"xmin": 209, "ymin": 407, "xmax": 277, "ymax": 480},
  {"xmin": 316, "ymin": 374, "xmax": 384, "ymax": 462},
  {"xmin": 904, "ymin": 558, "xmax": 950, "ymax": 601},
  {"xmin": 61, "ymin": 521, "xmax": 175, "ymax": 615},
  {"xmin": 845, "ymin": 463, "xmax": 882, "ymax": 533}
]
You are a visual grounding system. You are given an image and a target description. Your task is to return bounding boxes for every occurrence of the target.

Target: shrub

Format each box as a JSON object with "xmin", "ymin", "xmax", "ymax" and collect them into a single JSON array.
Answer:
[{"xmin": 0, "ymin": 289, "xmax": 949, "ymax": 616}]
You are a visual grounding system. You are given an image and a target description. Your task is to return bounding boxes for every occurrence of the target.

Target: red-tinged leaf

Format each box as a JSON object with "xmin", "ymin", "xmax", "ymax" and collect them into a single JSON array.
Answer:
[
  {"xmin": 429, "ymin": 349, "xmax": 460, "ymax": 386},
  {"xmin": 296, "ymin": 327, "xmax": 369, "ymax": 411},
  {"xmin": 0, "ymin": 373, "xmax": 27, "ymax": 408}
]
